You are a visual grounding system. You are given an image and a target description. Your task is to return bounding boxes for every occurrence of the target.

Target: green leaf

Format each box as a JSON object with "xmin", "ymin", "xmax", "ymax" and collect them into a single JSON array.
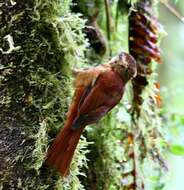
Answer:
[{"xmin": 169, "ymin": 144, "xmax": 184, "ymax": 155}]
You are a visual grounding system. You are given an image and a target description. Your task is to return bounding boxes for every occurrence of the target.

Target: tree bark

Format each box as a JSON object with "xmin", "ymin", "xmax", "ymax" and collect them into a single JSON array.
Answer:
[{"xmin": 0, "ymin": 0, "xmax": 87, "ymax": 189}]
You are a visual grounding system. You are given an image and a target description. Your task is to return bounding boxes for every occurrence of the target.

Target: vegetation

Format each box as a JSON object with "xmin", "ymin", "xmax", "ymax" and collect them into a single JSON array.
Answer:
[
  {"xmin": 0, "ymin": 0, "xmax": 183, "ymax": 189},
  {"xmin": 0, "ymin": 0, "xmax": 88, "ymax": 189}
]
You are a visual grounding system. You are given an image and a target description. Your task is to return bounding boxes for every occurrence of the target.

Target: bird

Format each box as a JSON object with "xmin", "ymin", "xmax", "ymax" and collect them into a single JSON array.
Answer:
[{"xmin": 45, "ymin": 52, "xmax": 137, "ymax": 177}]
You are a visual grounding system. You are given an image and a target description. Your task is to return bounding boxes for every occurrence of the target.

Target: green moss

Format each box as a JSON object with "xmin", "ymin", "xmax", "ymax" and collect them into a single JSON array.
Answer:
[
  {"xmin": 80, "ymin": 112, "xmax": 124, "ymax": 190},
  {"xmin": 0, "ymin": 0, "xmax": 89, "ymax": 189}
]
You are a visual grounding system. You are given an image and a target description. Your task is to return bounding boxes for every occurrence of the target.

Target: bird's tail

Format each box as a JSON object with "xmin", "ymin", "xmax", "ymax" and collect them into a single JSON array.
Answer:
[
  {"xmin": 45, "ymin": 87, "xmax": 86, "ymax": 176},
  {"xmin": 45, "ymin": 125, "xmax": 84, "ymax": 176}
]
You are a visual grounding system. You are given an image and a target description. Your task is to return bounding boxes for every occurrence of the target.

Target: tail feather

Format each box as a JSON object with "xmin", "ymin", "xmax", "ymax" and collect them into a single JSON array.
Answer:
[
  {"xmin": 45, "ymin": 87, "xmax": 86, "ymax": 176},
  {"xmin": 45, "ymin": 126, "xmax": 84, "ymax": 176},
  {"xmin": 58, "ymin": 128, "xmax": 83, "ymax": 175}
]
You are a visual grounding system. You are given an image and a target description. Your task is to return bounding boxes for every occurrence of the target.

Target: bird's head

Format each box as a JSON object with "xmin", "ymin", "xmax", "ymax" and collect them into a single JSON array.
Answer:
[{"xmin": 109, "ymin": 52, "xmax": 137, "ymax": 83}]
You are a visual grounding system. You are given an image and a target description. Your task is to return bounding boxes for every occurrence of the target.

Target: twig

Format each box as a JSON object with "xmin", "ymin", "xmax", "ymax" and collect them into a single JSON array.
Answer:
[
  {"xmin": 160, "ymin": 0, "xmax": 184, "ymax": 24},
  {"xmin": 104, "ymin": 0, "xmax": 112, "ymax": 56}
]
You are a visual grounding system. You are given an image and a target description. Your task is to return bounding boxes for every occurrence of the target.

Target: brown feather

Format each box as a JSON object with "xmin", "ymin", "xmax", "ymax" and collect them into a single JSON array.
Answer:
[{"xmin": 45, "ymin": 87, "xmax": 85, "ymax": 176}]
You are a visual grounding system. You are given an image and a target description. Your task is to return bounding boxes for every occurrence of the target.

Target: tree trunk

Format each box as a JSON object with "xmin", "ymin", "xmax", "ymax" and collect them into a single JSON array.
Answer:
[{"xmin": 0, "ymin": 0, "xmax": 88, "ymax": 189}]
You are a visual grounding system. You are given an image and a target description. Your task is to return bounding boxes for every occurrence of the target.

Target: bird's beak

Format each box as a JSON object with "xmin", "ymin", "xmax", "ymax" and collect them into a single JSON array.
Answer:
[
  {"xmin": 108, "ymin": 56, "xmax": 118, "ymax": 65},
  {"xmin": 133, "ymin": 68, "xmax": 137, "ymax": 78}
]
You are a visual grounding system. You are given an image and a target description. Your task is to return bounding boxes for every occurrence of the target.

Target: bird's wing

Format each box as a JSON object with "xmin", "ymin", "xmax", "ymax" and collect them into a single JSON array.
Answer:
[
  {"xmin": 70, "ymin": 71, "xmax": 124, "ymax": 129},
  {"xmin": 66, "ymin": 68, "xmax": 104, "ymax": 129},
  {"xmin": 65, "ymin": 86, "xmax": 86, "ymax": 125},
  {"xmin": 77, "ymin": 80, "xmax": 108, "ymax": 116},
  {"xmin": 77, "ymin": 70, "xmax": 123, "ymax": 116},
  {"xmin": 71, "ymin": 78, "xmax": 123, "ymax": 130},
  {"xmin": 71, "ymin": 84, "xmax": 122, "ymax": 130}
]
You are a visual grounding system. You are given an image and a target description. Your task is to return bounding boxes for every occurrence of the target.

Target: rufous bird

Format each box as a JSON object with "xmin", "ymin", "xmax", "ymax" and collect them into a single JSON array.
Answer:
[{"xmin": 45, "ymin": 52, "xmax": 137, "ymax": 176}]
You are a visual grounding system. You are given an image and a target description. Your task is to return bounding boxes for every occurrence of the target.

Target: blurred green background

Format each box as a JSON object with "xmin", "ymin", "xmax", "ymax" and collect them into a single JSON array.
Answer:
[
  {"xmin": 158, "ymin": 1, "xmax": 184, "ymax": 189},
  {"xmin": 158, "ymin": 0, "xmax": 184, "ymax": 114}
]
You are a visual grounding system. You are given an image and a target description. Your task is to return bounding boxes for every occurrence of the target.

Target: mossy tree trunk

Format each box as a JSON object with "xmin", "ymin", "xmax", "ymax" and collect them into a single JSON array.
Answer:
[
  {"xmin": 0, "ymin": 0, "xmax": 165, "ymax": 190},
  {"xmin": 0, "ymin": 0, "xmax": 88, "ymax": 189}
]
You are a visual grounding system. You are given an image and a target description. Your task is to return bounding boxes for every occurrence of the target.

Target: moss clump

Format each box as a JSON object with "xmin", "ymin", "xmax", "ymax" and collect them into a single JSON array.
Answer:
[
  {"xmin": 0, "ymin": 0, "xmax": 89, "ymax": 189},
  {"xmin": 80, "ymin": 112, "xmax": 124, "ymax": 190}
]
